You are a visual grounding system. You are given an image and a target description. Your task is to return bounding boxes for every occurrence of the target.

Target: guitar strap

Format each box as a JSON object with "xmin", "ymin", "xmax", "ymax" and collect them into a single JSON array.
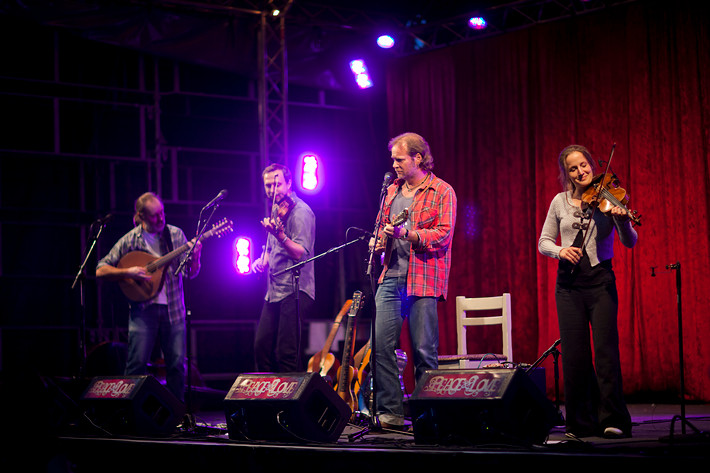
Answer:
[{"xmin": 162, "ymin": 226, "xmax": 174, "ymax": 256}]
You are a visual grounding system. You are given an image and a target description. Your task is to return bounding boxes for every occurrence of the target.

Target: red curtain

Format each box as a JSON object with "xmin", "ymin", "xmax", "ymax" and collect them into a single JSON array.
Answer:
[{"xmin": 386, "ymin": 2, "xmax": 710, "ymax": 401}]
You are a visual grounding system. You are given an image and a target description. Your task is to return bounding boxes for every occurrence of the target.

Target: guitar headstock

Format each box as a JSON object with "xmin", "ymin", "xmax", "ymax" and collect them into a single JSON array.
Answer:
[
  {"xmin": 206, "ymin": 218, "xmax": 234, "ymax": 239},
  {"xmin": 392, "ymin": 208, "xmax": 409, "ymax": 226},
  {"xmin": 349, "ymin": 290, "xmax": 364, "ymax": 316}
]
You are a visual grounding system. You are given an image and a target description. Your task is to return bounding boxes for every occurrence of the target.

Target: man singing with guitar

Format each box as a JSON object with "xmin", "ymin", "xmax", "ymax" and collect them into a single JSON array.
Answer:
[
  {"xmin": 96, "ymin": 192, "xmax": 202, "ymax": 402},
  {"xmin": 371, "ymin": 133, "xmax": 457, "ymax": 431}
]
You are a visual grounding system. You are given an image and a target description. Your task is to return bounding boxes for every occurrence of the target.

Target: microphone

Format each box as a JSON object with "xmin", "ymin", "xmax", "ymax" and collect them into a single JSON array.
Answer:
[
  {"xmin": 92, "ymin": 213, "xmax": 113, "ymax": 227},
  {"xmin": 381, "ymin": 172, "xmax": 394, "ymax": 190},
  {"xmin": 204, "ymin": 189, "xmax": 228, "ymax": 208},
  {"xmin": 543, "ymin": 339, "xmax": 562, "ymax": 356},
  {"xmin": 351, "ymin": 227, "xmax": 375, "ymax": 239}
]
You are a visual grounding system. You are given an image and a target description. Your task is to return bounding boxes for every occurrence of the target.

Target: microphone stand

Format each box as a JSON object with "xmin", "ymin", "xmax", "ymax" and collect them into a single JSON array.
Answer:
[
  {"xmin": 176, "ymin": 200, "xmax": 220, "ymax": 431},
  {"xmin": 71, "ymin": 219, "xmax": 108, "ymax": 378},
  {"xmin": 271, "ymin": 236, "xmax": 366, "ymax": 279},
  {"xmin": 527, "ymin": 339, "xmax": 564, "ymax": 425},
  {"xmin": 272, "ymin": 235, "xmax": 366, "ymax": 376},
  {"xmin": 659, "ymin": 262, "xmax": 707, "ymax": 443},
  {"xmin": 350, "ymin": 181, "xmax": 390, "ymax": 440}
]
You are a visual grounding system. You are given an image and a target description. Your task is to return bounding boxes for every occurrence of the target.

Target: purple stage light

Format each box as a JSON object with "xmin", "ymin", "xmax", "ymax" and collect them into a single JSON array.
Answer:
[
  {"xmin": 301, "ymin": 154, "xmax": 318, "ymax": 190},
  {"xmin": 468, "ymin": 17, "xmax": 487, "ymax": 30},
  {"xmin": 233, "ymin": 236, "xmax": 252, "ymax": 274},
  {"xmin": 377, "ymin": 35, "xmax": 395, "ymax": 49},
  {"xmin": 349, "ymin": 59, "xmax": 373, "ymax": 89},
  {"xmin": 297, "ymin": 153, "xmax": 322, "ymax": 193}
]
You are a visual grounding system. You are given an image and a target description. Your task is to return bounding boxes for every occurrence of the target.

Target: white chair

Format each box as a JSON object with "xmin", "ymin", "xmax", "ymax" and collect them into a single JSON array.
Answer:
[{"xmin": 438, "ymin": 293, "xmax": 513, "ymax": 369}]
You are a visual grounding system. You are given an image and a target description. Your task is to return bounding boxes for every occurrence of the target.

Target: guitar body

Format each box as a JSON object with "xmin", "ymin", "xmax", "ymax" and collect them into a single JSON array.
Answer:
[
  {"xmin": 306, "ymin": 300, "xmax": 352, "ymax": 385},
  {"xmin": 117, "ymin": 251, "xmax": 164, "ymax": 302},
  {"xmin": 335, "ymin": 365, "xmax": 359, "ymax": 413},
  {"xmin": 115, "ymin": 218, "xmax": 233, "ymax": 302},
  {"xmin": 354, "ymin": 343, "xmax": 371, "ymax": 391},
  {"xmin": 307, "ymin": 351, "xmax": 339, "ymax": 383}
]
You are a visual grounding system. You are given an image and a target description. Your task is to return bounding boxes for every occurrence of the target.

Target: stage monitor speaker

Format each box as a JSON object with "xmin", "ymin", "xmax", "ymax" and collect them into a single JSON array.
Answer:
[
  {"xmin": 410, "ymin": 368, "xmax": 558, "ymax": 446},
  {"xmin": 224, "ymin": 372, "xmax": 350, "ymax": 443},
  {"xmin": 80, "ymin": 375, "xmax": 185, "ymax": 435}
]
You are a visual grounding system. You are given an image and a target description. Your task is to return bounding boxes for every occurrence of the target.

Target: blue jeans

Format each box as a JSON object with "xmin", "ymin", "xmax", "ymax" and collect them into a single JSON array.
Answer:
[
  {"xmin": 125, "ymin": 304, "xmax": 185, "ymax": 402},
  {"xmin": 374, "ymin": 276, "xmax": 438, "ymax": 423}
]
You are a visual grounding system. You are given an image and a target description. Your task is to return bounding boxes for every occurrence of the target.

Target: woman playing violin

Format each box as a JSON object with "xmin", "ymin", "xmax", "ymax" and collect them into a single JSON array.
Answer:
[
  {"xmin": 253, "ymin": 163, "xmax": 316, "ymax": 372},
  {"xmin": 538, "ymin": 145, "xmax": 637, "ymax": 439}
]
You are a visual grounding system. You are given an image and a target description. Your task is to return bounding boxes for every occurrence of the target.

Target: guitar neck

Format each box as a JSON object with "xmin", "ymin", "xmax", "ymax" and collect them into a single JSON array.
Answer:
[
  {"xmin": 338, "ymin": 314, "xmax": 357, "ymax": 392},
  {"xmin": 320, "ymin": 300, "xmax": 352, "ymax": 359},
  {"xmin": 146, "ymin": 226, "xmax": 216, "ymax": 272},
  {"xmin": 146, "ymin": 242, "xmax": 191, "ymax": 272}
]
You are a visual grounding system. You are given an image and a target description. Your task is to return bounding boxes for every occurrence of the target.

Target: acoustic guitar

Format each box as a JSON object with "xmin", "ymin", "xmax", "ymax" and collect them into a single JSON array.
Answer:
[
  {"xmin": 117, "ymin": 218, "xmax": 233, "ymax": 302},
  {"xmin": 306, "ymin": 299, "xmax": 353, "ymax": 383},
  {"xmin": 354, "ymin": 342, "xmax": 408, "ymax": 417},
  {"xmin": 335, "ymin": 290, "xmax": 364, "ymax": 415},
  {"xmin": 353, "ymin": 339, "xmax": 371, "ymax": 395},
  {"xmin": 378, "ymin": 208, "xmax": 409, "ymax": 275}
]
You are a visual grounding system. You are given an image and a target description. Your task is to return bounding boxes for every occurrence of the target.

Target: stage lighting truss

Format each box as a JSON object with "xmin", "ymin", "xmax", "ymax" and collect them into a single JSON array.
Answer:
[{"xmin": 287, "ymin": 0, "xmax": 640, "ymax": 56}]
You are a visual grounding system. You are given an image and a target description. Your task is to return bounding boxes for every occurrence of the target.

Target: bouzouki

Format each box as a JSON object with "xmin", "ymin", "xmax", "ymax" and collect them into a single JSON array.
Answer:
[
  {"xmin": 306, "ymin": 299, "xmax": 353, "ymax": 383},
  {"xmin": 335, "ymin": 290, "xmax": 364, "ymax": 415},
  {"xmin": 378, "ymin": 208, "xmax": 409, "ymax": 275},
  {"xmin": 117, "ymin": 218, "xmax": 233, "ymax": 302}
]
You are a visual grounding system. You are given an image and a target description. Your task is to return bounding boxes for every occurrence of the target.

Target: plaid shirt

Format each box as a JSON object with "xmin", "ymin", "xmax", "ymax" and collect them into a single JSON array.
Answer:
[
  {"xmin": 377, "ymin": 172, "xmax": 457, "ymax": 300},
  {"xmin": 97, "ymin": 224, "xmax": 198, "ymax": 325}
]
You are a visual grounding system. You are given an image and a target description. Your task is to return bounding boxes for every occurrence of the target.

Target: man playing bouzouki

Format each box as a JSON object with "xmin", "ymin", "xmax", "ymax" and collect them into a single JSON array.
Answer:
[
  {"xmin": 370, "ymin": 133, "xmax": 457, "ymax": 431},
  {"xmin": 96, "ymin": 192, "xmax": 201, "ymax": 402}
]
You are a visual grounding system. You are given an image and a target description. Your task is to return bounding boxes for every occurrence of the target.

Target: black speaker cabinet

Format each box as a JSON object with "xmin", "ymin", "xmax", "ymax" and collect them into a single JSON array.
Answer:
[
  {"xmin": 410, "ymin": 368, "xmax": 558, "ymax": 446},
  {"xmin": 80, "ymin": 375, "xmax": 185, "ymax": 435},
  {"xmin": 224, "ymin": 372, "xmax": 350, "ymax": 443}
]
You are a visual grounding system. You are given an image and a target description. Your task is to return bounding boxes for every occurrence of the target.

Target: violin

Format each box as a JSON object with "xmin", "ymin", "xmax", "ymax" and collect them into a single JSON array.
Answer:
[
  {"xmin": 580, "ymin": 172, "xmax": 642, "ymax": 226},
  {"xmin": 270, "ymin": 193, "xmax": 295, "ymax": 228}
]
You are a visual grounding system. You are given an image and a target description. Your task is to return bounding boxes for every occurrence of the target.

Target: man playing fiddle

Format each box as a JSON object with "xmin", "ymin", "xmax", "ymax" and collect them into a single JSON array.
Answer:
[{"xmin": 253, "ymin": 163, "xmax": 316, "ymax": 372}]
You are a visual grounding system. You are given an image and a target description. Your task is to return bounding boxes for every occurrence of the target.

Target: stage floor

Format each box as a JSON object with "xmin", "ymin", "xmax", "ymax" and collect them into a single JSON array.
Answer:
[
  {"xmin": 20, "ymin": 402, "xmax": 708, "ymax": 472},
  {"xmin": 1, "ymin": 373, "xmax": 708, "ymax": 471}
]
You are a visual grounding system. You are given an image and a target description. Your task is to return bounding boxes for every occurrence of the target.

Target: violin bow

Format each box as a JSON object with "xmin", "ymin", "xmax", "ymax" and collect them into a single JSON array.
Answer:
[
  {"xmin": 263, "ymin": 173, "xmax": 281, "ymax": 261},
  {"xmin": 580, "ymin": 142, "xmax": 616, "ymax": 252}
]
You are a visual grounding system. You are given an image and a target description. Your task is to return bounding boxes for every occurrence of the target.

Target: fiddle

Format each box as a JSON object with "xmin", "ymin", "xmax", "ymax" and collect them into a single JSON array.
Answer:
[
  {"xmin": 580, "ymin": 172, "xmax": 642, "ymax": 226},
  {"xmin": 270, "ymin": 193, "xmax": 295, "ymax": 228},
  {"xmin": 254, "ymin": 176, "xmax": 295, "ymax": 273}
]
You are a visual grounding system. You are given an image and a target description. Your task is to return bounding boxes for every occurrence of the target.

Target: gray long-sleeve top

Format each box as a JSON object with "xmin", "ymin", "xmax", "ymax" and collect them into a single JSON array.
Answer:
[{"xmin": 538, "ymin": 191, "xmax": 638, "ymax": 266}]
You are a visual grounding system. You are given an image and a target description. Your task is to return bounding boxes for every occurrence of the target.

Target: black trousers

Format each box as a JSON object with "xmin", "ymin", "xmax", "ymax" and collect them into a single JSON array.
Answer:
[
  {"xmin": 555, "ymin": 282, "xmax": 632, "ymax": 436},
  {"xmin": 254, "ymin": 291, "xmax": 314, "ymax": 372}
]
